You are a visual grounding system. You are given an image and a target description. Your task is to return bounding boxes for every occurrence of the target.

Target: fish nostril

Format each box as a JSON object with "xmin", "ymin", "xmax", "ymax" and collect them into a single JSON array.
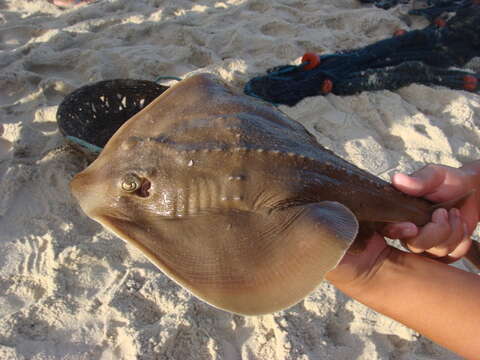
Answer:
[{"xmin": 138, "ymin": 179, "xmax": 151, "ymax": 198}]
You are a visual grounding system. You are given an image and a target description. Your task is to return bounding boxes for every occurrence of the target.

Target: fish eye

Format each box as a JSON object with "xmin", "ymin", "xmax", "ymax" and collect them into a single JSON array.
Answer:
[
  {"xmin": 121, "ymin": 173, "xmax": 142, "ymax": 192},
  {"xmin": 120, "ymin": 173, "xmax": 151, "ymax": 197}
]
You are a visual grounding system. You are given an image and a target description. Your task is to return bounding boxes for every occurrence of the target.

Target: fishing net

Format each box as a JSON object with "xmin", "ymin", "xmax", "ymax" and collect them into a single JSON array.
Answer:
[{"xmin": 245, "ymin": 5, "xmax": 480, "ymax": 106}]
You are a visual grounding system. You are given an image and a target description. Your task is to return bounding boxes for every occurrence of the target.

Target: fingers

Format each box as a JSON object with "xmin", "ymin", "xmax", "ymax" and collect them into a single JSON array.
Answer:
[
  {"xmin": 389, "ymin": 163, "xmax": 478, "ymax": 263},
  {"xmin": 393, "ymin": 164, "xmax": 473, "ymax": 204},
  {"xmin": 391, "ymin": 208, "xmax": 471, "ymax": 260},
  {"xmin": 405, "ymin": 208, "xmax": 452, "ymax": 255},
  {"xmin": 391, "ymin": 165, "xmax": 447, "ymax": 197},
  {"xmin": 427, "ymin": 208, "xmax": 464, "ymax": 257},
  {"xmin": 382, "ymin": 222, "xmax": 418, "ymax": 239}
]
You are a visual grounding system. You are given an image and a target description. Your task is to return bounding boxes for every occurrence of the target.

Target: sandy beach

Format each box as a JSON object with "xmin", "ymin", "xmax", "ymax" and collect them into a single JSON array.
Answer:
[{"xmin": 1, "ymin": 0, "xmax": 479, "ymax": 359}]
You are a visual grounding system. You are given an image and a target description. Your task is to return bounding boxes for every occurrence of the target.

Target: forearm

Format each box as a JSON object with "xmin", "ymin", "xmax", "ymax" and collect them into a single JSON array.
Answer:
[{"xmin": 333, "ymin": 249, "xmax": 480, "ymax": 359}]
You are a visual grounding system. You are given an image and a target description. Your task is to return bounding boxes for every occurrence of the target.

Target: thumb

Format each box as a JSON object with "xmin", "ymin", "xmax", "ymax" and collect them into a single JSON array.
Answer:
[{"xmin": 391, "ymin": 165, "xmax": 447, "ymax": 197}]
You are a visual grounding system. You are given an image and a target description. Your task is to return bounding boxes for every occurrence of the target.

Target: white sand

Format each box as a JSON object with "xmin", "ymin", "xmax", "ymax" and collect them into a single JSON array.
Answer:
[{"xmin": 1, "ymin": 0, "xmax": 478, "ymax": 359}]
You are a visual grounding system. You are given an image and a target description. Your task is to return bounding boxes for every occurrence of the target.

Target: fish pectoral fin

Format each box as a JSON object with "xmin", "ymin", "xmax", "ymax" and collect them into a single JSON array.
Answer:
[
  {"xmin": 220, "ymin": 201, "xmax": 358, "ymax": 314},
  {"xmin": 280, "ymin": 201, "xmax": 359, "ymax": 273},
  {"xmin": 187, "ymin": 200, "xmax": 360, "ymax": 315},
  {"xmin": 94, "ymin": 202, "xmax": 358, "ymax": 315}
]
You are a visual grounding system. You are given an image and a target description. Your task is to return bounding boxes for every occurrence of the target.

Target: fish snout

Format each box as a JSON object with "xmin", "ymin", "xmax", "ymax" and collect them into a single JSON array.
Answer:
[{"xmin": 70, "ymin": 170, "xmax": 105, "ymax": 217}]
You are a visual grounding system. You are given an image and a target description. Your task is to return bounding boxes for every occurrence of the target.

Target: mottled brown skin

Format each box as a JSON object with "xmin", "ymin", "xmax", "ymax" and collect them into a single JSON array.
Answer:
[{"xmin": 70, "ymin": 74, "xmax": 437, "ymax": 315}]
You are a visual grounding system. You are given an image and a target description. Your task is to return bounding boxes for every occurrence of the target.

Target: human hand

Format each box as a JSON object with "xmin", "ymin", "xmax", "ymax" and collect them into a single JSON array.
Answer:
[
  {"xmin": 325, "ymin": 233, "xmax": 390, "ymax": 291},
  {"xmin": 382, "ymin": 163, "xmax": 480, "ymax": 261}
]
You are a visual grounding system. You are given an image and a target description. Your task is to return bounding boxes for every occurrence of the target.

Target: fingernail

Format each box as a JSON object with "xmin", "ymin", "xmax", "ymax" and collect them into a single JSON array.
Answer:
[
  {"xmin": 442, "ymin": 208, "xmax": 449, "ymax": 222},
  {"xmin": 402, "ymin": 223, "xmax": 417, "ymax": 237},
  {"xmin": 433, "ymin": 208, "xmax": 448, "ymax": 223},
  {"xmin": 392, "ymin": 173, "xmax": 409, "ymax": 185},
  {"xmin": 450, "ymin": 208, "xmax": 459, "ymax": 219}
]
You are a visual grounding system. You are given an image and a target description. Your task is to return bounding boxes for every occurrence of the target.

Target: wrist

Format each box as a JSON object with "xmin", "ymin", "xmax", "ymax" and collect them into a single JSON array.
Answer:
[{"xmin": 327, "ymin": 245, "xmax": 396, "ymax": 299}]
